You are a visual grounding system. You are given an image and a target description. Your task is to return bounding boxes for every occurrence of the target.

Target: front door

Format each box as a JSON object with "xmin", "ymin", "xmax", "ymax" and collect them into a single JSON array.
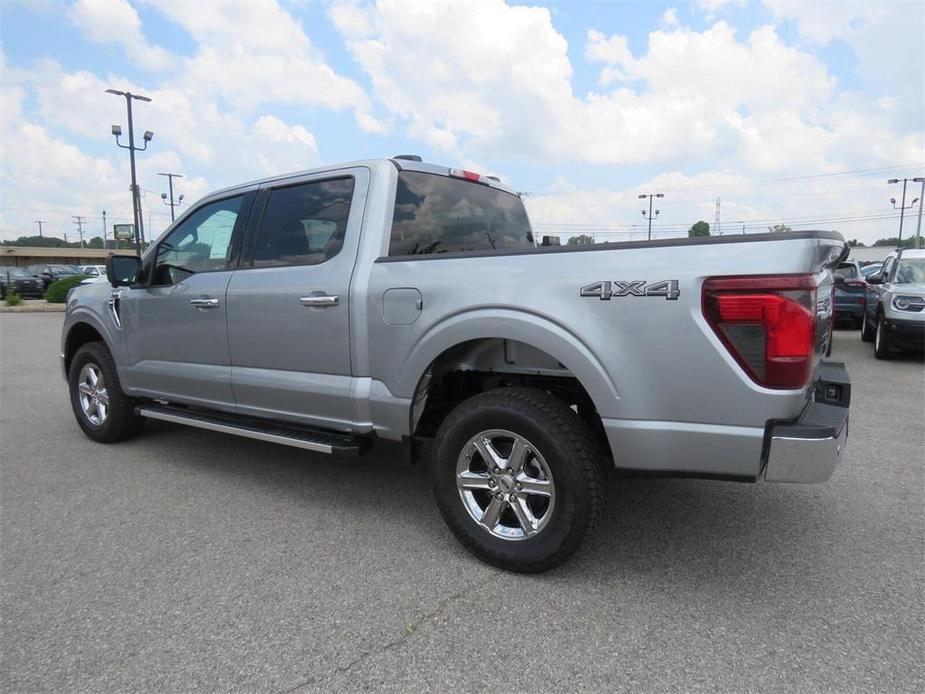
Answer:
[
  {"xmin": 120, "ymin": 192, "xmax": 253, "ymax": 409},
  {"xmin": 226, "ymin": 169, "xmax": 369, "ymax": 429}
]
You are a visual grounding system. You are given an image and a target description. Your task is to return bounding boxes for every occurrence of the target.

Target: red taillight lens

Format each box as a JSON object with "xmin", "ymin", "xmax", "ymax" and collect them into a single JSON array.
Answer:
[{"xmin": 703, "ymin": 275, "xmax": 818, "ymax": 389}]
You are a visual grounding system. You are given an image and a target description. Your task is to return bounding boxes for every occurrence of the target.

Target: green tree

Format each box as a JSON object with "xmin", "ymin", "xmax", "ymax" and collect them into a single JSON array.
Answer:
[
  {"xmin": 566, "ymin": 234, "xmax": 594, "ymax": 245},
  {"xmin": 688, "ymin": 221, "xmax": 711, "ymax": 238},
  {"xmin": 847, "ymin": 239, "xmax": 865, "ymax": 247},
  {"xmin": 769, "ymin": 224, "xmax": 793, "ymax": 233},
  {"xmin": 873, "ymin": 236, "xmax": 915, "ymax": 248}
]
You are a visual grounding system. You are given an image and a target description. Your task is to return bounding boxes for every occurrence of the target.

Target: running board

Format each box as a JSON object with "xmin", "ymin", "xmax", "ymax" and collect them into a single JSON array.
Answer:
[{"xmin": 135, "ymin": 404, "xmax": 371, "ymax": 457}]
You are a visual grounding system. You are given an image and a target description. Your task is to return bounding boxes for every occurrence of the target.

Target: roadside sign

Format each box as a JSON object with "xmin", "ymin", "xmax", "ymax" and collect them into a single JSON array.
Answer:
[{"xmin": 113, "ymin": 224, "xmax": 134, "ymax": 240}]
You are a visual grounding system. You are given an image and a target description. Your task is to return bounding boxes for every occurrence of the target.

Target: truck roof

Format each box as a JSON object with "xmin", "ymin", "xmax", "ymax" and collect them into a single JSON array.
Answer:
[{"xmin": 206, "ymin": 157, "xmax": 518, "ymax": 199}]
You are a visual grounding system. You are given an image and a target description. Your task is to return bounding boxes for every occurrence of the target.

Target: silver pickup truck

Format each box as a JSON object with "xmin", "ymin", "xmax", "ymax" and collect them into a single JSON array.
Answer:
[{"xmin": 62, "ymin": 157, "xmax": 851, "ymax": 572}]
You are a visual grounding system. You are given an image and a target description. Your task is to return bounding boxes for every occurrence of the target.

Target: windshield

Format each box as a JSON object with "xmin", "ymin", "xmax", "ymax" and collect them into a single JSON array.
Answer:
[
  {"xmin": 1, "ymin": 268, "xmax": 32, "ymax": 278},
  {"xmin": 894, "ymin": 258, "xmax": 925, "ymax": 284}
]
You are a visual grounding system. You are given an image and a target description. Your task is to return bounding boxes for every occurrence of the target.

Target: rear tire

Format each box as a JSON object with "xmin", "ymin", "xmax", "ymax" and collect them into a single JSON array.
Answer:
[
  {"xmin": 68, "ymin": 341, "xmax": 144, "ymax": 442},
  {"xmin": 861, "ymin": 313, "xmax": 875, "ymax": 342},
  {"xmin": 431, "ymin": 387, "xmax": 604, "ymax": 573},
  {"xmin": 874, "ymin": 315, "xmax": 893, "ymax": 360}
]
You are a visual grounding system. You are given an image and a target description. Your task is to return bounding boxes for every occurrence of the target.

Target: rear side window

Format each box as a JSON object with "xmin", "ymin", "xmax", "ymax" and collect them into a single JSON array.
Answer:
[
  {"xmin": 251, "ymin": 177, "xmax": 354, "ymax": 268},
  {"xmin": 388, "ymin": 171, "xmax": 533, "ymax": 256}
]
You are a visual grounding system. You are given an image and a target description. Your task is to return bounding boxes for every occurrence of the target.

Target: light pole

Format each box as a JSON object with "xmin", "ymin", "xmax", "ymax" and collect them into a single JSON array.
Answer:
[
  {"xmin": 888, "ymin": 178, "xmax": 920, "ymax": 248},
  {"xmin": 638, "ymin": 193, "xmax": 664, "ymax": 240},
  {"xmin": 107, "ymin": 89, "xmax": 153, "ymax": 255},
  {"xmin": 102, "ymin": 210, "xmax": 107, "ymax": 247},
  {"xmin": 34, "ymin": 220, "xmax": 46, "ymax": 238},
  {"xmin": 72, "ymin": 216, "xmax": 86, "ymax": 248},
  {"xmin": 913, "ymin": 177, "xmax": 924, "ymax": 250},
  {"xmin": 158, "ymin": 172, "xmax": 184, "ymax": 222}
]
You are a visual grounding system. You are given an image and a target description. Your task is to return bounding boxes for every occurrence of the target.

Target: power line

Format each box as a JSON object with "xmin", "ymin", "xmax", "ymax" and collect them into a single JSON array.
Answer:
[{"xmin": 524, "ymin": 162, "xmax": 925, "ymax": 197}]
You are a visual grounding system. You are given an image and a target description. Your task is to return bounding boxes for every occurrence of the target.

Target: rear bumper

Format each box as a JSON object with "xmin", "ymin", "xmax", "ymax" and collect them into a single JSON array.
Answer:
[{"xmin": 763, "ymin": 361, "xmax": 850, "ymax": 483}]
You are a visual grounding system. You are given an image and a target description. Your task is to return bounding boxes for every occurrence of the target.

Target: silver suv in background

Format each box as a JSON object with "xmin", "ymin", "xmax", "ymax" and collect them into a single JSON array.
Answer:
[{"xmin": 862, "ymin": 248, "xmax": 925, "ymax": 358}]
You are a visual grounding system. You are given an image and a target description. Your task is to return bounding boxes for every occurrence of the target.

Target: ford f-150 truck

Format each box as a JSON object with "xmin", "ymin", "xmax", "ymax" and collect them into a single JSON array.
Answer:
[{"xmin": 61, "ymin": 157, "xmax": 851, "ymax": 572}]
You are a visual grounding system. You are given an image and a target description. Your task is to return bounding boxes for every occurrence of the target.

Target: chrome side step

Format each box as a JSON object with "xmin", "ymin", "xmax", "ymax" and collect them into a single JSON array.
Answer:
[{"xmin": 135, "ymin": 404, "xmax": 370, "ymax": 456}]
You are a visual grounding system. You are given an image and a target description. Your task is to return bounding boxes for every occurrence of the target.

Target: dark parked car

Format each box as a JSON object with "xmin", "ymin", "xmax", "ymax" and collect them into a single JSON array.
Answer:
[
  {"xmin": 1, "ymin": 267, "xmax": 45, "ymax": 298},
  {"xmin": 833, "ymin": 260, "xmax": 867, "ymax": 327},
  {"xmin": 26, "ymin": 264, "xmax": 83, "ymax": 290}
]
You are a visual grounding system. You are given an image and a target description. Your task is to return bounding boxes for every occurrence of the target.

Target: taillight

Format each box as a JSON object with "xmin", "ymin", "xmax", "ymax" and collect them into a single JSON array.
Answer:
[
  {"xmin": 702, "ymin": 274, "xmax": 819, "ymax": 389},
  {"xmin": 844, "ymin": 279, "xmax": 866, "ymax": 289},
  {"xmin": 449, "ymin": 168, "xmax": 481, "ymax": 182}
]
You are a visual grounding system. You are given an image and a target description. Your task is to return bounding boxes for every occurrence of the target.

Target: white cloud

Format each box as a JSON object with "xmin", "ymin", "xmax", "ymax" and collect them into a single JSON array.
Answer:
[
  {"xmin": 662, "ymin": 8, "xmax": 679, "ymax": 26},
  {"xmin": 146, "ymin": 0, "xmax": 384, "ymax": 132},
  {"xmin": 696, "ymin": 0, "xmax": 746, "ymax": 11},
  {"xmin": 763, "ymin": 0, "xmax": 923, "ymax": 129},
  {"xmin": 69, "ymin": 0, "xmax": 174, "ymax": 71}
]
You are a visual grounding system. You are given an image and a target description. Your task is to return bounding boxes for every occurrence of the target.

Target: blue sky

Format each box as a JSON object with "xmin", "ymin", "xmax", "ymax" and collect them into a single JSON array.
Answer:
[{"xmin": 1, "ymin": 0, "xmax": 923, "ymax": 244}]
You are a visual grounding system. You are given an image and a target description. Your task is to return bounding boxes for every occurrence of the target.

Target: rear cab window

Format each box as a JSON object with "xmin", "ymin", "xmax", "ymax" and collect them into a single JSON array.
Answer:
[{"xmin": 388, "ymin": 171, "xmax": 533, "ymax": 256}]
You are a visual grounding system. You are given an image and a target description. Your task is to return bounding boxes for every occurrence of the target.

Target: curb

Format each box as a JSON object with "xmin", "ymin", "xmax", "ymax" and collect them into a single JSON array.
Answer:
[{"xmin": 0, "ymin": 302, "xmax": 65, "ymax": 313}]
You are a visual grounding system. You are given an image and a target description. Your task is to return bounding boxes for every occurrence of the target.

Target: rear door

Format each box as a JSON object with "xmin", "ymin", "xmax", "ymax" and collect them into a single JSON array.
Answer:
[
  {"xmin": 119, "ymin": 191, "xmax": 254, "ymax": 409},
  {"xmin": 225, "ymin": 167, "xmax": 369, "ymax": 429}
]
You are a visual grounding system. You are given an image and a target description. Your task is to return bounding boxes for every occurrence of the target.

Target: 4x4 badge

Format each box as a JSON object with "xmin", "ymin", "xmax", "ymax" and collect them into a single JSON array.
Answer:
[{"xmin": 580, "ymin": 280, "xmax": 680, "ymax": 300}]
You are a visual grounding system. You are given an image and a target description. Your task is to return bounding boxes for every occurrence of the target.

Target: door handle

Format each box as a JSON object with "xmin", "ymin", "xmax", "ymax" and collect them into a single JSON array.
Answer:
[
  {"xmin": 190, "ymin": 297, "xmax": 220, "ymax": 309},
  {"xmin": 300, "ymin": 295, "xmax": 339, "ymax": 307}
]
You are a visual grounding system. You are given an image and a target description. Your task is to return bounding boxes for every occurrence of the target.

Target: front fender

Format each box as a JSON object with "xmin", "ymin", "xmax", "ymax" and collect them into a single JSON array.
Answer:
[{"xmin": 61, "ymin": 284, "xmax": 127, "ymax": 375}]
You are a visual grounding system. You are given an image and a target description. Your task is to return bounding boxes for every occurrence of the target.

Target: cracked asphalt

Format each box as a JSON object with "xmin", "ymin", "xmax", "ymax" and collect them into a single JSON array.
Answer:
[{"xmin": 2, "ymin": 314, "xmax": 923, "ymax": 692}]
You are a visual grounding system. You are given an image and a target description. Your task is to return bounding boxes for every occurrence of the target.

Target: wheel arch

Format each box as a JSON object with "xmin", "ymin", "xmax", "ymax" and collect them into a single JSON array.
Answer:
[
  {"xmin": 402, "ymin": 310, "xmax": 619, "ymax": 449},
  {"xmin": 63, "ymin": 320, "xmax": 110, "ymax": 376}
]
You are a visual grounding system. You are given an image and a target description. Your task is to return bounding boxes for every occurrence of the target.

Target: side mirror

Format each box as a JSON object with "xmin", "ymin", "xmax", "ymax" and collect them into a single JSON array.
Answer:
[
  {"xmin": 833, "ymin": 275, "xmax": 846, "ymax": 286},
  {"xmin": 867, "ymin": 274, "xmax": 882, "ymax": 285},
  {"xmin": 106, "ymin": 254, "xmax": 141, "ymax": 287}
]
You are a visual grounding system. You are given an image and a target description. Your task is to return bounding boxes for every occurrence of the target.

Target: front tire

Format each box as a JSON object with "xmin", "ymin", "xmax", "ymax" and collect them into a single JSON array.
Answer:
[
  {"xmin": 431, "ymin": 387, "xmax": 604, "ymax": 573},
  {"xmin": 861, "ymin": 313, "xmax": 875, "ymax": 342},
  {"xmin": 874, "ymin": 315, "xmax": 893, "ymax": 360},
  {"xmin": 68, "ymin": 341, "xmax": 144, "ymax": 442}
]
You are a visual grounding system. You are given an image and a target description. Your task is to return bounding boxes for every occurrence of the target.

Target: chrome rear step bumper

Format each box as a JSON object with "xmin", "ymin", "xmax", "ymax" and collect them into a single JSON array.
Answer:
[{"xmin": 763, "ymin": 361, "xmax": 850, "ymax": 484}]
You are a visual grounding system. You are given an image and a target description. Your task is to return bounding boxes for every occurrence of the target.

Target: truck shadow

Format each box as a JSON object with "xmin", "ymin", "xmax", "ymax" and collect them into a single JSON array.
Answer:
[{"xmin": 137, "ymin": 420, "xmax": 843, "ymax": 591}]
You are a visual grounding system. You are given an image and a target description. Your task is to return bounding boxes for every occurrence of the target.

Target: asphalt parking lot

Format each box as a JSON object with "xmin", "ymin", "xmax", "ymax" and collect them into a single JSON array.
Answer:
[{"xmin": 1, "ymin": 314, "xmax": 923, "ymax": 692}]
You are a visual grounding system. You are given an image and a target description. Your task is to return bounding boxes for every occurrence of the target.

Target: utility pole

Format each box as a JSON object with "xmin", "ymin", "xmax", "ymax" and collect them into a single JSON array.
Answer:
[
  {"xmin": 35, "ymin": 220, "xmax": 46, "ymax": 238},
  {"xmin": 714, "ymin": 197, "xmax": 721, "ymax": 235},
  {"xmin": 638, "ymin": 192, "xmax": 664, "ymax": 240},
  {"xmin": 102, "ymin": 210, "xmax": 107, "ymax": 247},
  {"xmin": 888, "ymin": 178, "xmax": 920, "ymax": 248},
  {"xmin": 72, "ymin": 215, "xmax": 86, "ymax": 248},
  {"xmin": 158, "ymin": 172, "xmax": 183, "ymax": 222},
  {"xmin": 107, "ymin": 88, "xmax": 153, "ymax": 255},
  {"xmin": 913, "ymin": 177, "xmax": 924, "ymax": 250}
]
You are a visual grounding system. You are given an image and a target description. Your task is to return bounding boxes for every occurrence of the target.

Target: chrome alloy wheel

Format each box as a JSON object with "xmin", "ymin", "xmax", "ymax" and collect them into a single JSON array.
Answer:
[
  {"xmin": 77, "ymin": 363, "xmax": 109, "ymax": 426},
  {"xmin": 456, "ymin": 429, "xmax": 556, "ymax": 541}
]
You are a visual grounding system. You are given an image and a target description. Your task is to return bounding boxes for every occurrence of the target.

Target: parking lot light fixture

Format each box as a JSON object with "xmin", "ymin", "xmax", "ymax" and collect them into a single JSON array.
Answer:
[
  {"xmin": 638, "ymin": 192, "xmax": 665, "ymax": 240},
  {"xmin": 107, "ymin": 88, "xmax": 153, "ymax": 254}
]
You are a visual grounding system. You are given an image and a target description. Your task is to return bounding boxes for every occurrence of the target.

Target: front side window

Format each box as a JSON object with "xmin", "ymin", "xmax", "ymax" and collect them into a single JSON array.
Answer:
[
  {"xmin": 153, "ymin": 195, "xmax": 244, "ymax": 285},
  {"xmin": 251, "ymin": 178, "xmax": 355, "ymax": 268},
  {"xmin": 388, "ymin": 171, "xmax": 534, "ymax": 256}
]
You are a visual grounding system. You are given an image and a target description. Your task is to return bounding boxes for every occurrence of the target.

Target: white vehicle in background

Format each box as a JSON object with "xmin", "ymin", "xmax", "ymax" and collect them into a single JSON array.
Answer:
[
  {"xmin": 80, "ymin": 265, "xmax": 108, "ymax": 285},
  {"xmin": 862, "ymin": 249, "xmax": 925, "ymax": 358}
]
